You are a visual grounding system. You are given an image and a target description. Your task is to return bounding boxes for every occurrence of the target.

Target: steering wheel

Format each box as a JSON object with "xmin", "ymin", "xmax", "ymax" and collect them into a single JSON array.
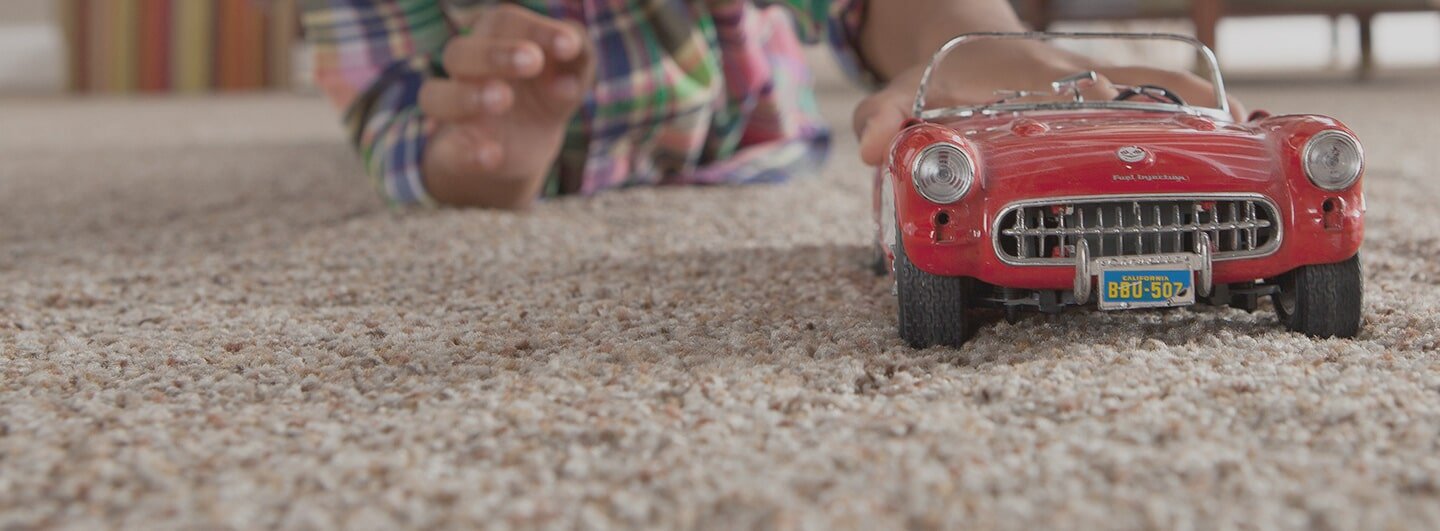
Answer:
[{"xmin": 1114, "ymin": 84, "xmax": 1187, "ymax": 106}]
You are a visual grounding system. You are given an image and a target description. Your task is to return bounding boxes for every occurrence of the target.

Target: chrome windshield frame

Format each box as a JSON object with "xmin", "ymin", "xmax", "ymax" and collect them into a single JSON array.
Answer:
[
  {"xmin": 919, "ymin": 101, "xmax": 1235, "ymax": 122},
  {"xmin": 913, "ymin": 32, "xmax": 1231, "ymax": 121}
]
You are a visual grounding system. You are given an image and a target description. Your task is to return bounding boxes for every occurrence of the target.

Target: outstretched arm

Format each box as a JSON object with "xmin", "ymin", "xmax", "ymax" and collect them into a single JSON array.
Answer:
[
  {"xmin": 857, "ymin": 0, "xmax": 1068, "ymax": 82},
  {"xmin": 850, "ymin": 0, "xmax": 1242, "ymax": 166},
  {"xmin": 301, "ymin": 0, "xmax": 455, "ymax": 205}
]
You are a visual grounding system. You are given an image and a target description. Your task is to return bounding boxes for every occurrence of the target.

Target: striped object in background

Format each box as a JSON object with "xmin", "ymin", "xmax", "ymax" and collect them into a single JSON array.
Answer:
[
  {"xmin": 112, "ymin": 0, "xmax": 138, "ymax": 92},
  {"xmin": 86, "ymin": 0, "xmax": 114, "ymax": 93},
  {"xmin": 138, "ymin": 0, "xmax": 172, "ymax": 92},
  {"xmin": 59, "ymin": 0, "xmax": 89, "ymax": 92},
  {"xmin": 173, "ymin": 0, "xmax": 214, "ymax": 93},
  {"xmin": 59, "ymin": 0, "xmax": 300, "ymax": 93}
]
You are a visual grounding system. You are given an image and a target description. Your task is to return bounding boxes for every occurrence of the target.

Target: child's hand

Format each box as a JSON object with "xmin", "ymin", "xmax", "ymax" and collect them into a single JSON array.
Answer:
[
  {"xmin": 851, "ymin": 43, "xmax": 1244, "ymax": 167},
  {"xmin": 419, "ymin": 5, "xmax": 595, "ymax": 208}
]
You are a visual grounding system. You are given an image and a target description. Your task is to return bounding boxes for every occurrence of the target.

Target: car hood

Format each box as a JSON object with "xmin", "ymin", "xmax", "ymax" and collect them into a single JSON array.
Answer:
[{"xmin": 950, "ymin": 112, "xmax": 1279, "ymax": 189}]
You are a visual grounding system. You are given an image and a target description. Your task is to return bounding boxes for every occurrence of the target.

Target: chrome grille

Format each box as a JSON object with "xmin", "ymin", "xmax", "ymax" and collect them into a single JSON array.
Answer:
[{"xmin": 995, "ymin": 194, "xmax": 1281, "ymax": 264}]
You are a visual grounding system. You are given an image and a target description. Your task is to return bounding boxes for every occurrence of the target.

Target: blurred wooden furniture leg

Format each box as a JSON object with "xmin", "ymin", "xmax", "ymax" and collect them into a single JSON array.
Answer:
[
  {"xmin": 1192, "ymin": 0, "xmax": 1222, "ymax": 51},
  {"xmin": 1019, "ymin": 0, "xmax": 1053, "ymax": 31},
  {"xmin": 1330, "ymin": 15, "xmax": 1343, "ymax": 68},
  {"xmin": 1357, "ymin": 11, "xmax": 1376, "ymax": 79},
  {"xmin": 1191, "ymin": 0, "xmax": 1223, "ymax": 76}
]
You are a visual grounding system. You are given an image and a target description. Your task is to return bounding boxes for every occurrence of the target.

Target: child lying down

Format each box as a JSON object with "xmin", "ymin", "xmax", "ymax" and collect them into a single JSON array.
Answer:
[{"xmin": 300, "ymin": 0, "xmax": 1238, "ymax": 209}]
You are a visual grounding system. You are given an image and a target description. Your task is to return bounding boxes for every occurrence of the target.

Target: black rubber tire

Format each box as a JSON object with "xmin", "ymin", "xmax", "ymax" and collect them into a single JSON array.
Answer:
[
  {"xmin": 1273, "ymin": 254, "xmax": 1363, "ymax": 338},
  {"xmin": 894, "ymin": 230, "xmax": 973, "ymax": 348}
]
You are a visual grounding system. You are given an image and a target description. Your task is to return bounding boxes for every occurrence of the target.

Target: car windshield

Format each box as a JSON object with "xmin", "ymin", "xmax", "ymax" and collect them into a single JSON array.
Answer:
[
  {"xmin": 914, "ymin": 32, "xmax": 1232, "ymax": 122},
  {"xmin": 922, "ymin": 87, "xmax": 1227, "ymax": 122}
]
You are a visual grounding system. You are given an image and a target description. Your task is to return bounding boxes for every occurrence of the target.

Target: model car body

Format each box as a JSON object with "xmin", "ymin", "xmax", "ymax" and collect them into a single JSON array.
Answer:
[{"xmin": 879, "ymin": 32, "xmax": 1365, "ymax": 347}]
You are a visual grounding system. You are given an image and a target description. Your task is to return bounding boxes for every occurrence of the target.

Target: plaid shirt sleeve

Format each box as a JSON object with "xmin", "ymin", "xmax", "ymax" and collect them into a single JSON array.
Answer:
[
  {"xmin": 300, "ymin": 0, "xmax": 455, "ymax": 206},
  {"xmin": 761, "ymin": 0, "xmax": 878, "ymax": 87}
]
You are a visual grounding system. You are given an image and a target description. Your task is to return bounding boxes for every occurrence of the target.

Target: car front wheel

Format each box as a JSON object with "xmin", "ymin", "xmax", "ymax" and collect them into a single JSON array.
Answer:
[
  {"xmin": 894, "ymin": 228, "xmax": 973, "ymax": 348},
  {"xmin": 1273, "ymin": 254, "xmax": 1363, "ymax": 338}
]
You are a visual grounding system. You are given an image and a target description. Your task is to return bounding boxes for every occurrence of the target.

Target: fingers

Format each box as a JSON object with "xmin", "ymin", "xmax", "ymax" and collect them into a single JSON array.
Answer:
[
  {"xmin": 1227, "ymin": 95, "xmax": 1248, "ymax": 121},
  {"xmin": 443, "ymin": 37, "xmax": 546, "ymax": 80},
  {"xmin": 444, "ymin": 5, "xmax": 591, "ymax": 80},
  {"xmin": 422, "ymin": 124, "xmax": 549, "ymax": 210},
  {"xmin": 423, "ymin": 124, "xmax": 505, "ymax": 181},
  {"xmin": 1097, "ymin": 67, "xmax": 1221, "ymax": 109},
  {"xmin": 419, "ymin": 79, "xmax": 513, "ymax": 121},
  {"xmin": 536, "ymin": 20, "xmax": 585, "ymax": 63},
  {"xmin": 443, "ymin": 5, "xmax": 594, "ymax": 108},
  {"xmin": 471, "ymin": 4, "xmax": 586, "ymax": 63},
  {"xmin": 546, "ymin": 23, "xmax": 595, "ymax": 105},
  {"xmin": 854, "ymin": 92, "xmax": 909, "ymax": 167},
  {"xmin": 1088, "ymin": 67, "xmax": 1250, "ymax": 119},
  {"xmin": 1077, "ymin": 75, "xmax": 1121, "ymax": 102}
]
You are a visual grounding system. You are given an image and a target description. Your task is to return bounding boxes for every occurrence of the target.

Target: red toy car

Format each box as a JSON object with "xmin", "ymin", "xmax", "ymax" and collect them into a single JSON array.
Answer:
[{"xmin": 878, "ymin": 32, "xmax": 1364, "ymax": 347}]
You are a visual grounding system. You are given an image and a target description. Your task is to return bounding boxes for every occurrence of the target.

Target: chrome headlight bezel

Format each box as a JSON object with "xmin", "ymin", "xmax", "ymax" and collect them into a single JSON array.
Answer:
[
  {"xmin": 911, "ymin": 143, "xmax": 975, "ymax": 204},
  {"xmin": 1302, "ymin": 130, "xmax": 1363, "ymax": 191}
]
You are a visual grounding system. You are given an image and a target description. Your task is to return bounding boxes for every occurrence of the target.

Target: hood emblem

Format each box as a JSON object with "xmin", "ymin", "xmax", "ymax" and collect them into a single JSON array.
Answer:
[{"xmin": 1117, "ymin": 146, "xmax": 1149, "ymax": 163}]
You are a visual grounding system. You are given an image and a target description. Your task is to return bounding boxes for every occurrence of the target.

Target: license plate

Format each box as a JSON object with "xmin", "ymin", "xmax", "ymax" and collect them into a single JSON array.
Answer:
[{"xmin": 1096, "ymin": 257, "xmax": 1196, "ymax": 310}]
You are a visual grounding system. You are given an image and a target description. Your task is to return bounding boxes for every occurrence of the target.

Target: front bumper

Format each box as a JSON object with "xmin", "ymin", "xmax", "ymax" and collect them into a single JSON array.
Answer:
[{"xmin": 898, "ymin": 190, "xmax": 1363, "ymax": 291}]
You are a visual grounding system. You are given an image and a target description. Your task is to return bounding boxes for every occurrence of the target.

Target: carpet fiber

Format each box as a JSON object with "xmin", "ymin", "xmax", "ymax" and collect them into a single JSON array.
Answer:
[{"xmin": 3, "ymin": 80, "xmax": 1440, "ymax": 529}]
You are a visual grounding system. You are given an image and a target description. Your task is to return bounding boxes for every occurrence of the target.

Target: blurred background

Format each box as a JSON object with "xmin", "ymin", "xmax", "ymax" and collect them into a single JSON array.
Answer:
[
  {"xmin": 2, "ymin": 6, "xmax": 1438, "ymax": 527},
  {"xmin": 2, "ymin": 0, "xmax": 302, "ymax": 95},
  {"xmin": 0, "ymin": 0, "xmax": 1438, "ymax": 96}
]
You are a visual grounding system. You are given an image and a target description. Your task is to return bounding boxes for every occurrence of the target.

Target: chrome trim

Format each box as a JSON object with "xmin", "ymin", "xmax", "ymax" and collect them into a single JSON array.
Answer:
[
  {"xmin": 910, "ymin": 143, "xmax": 974, "ymax": 204},
  {"xmin": 881, "ymin": 168, "xmax": 896, "ymax": 256},
  {"xmin": 1051, "ymin": 70, "xmax": 1100, "ymax": 100},
  {"xmin": 1196, "ymin": 232, "xmax": 1213, "ymax": 297},
  {"xmin": 882, "ymin": 168, "xmax": 898, "ymax": 296},
  {"xmin": 914, "ymin": 32, "xmax": 1230, "ymax": 120},
  {"xmin": 1301, "ymin": 130, "xmax": 1364, "ymax": 191},
  {"xmin": 991, "ymin": 193, "xmax": 1284, "ymax": 266},
  {"xmin": 1073, "ymin": 238, "xmax": 1092, "ymax": 303},
  {"xmin": 919, "ymin": 101, "xmax": 1234, "ymax": 123}
]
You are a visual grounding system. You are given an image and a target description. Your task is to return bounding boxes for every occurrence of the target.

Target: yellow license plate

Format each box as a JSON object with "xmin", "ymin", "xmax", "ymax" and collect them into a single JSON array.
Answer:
[{"xmin": 1098, "ymin": 269, "xmax": 1195, "ymax": 310}]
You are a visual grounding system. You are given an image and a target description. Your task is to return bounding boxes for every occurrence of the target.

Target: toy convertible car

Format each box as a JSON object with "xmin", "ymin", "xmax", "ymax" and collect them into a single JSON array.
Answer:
[{"xmin": 877, "ymin": 32, "xmax": 1364, "ymax": 347}]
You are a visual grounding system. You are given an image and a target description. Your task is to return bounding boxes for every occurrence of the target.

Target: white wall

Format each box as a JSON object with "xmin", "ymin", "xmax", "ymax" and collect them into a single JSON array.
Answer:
[
  {"xmin": 0, "ymin": 0, "xmax": 63, "ymax": 93},
  {"xmin": 0, "ymin": 0, "xmax": 49, "ymax": 24},
  {"xmin": 1053, "ymin": 14, "xmax": 1440, "ymax": 71}
]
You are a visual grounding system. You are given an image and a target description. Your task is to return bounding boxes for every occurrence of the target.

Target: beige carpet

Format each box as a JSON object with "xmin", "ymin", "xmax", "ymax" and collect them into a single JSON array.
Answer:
[{"xmin": 3, "ymin": 79, "xmax": 1440, "ymax": 529}]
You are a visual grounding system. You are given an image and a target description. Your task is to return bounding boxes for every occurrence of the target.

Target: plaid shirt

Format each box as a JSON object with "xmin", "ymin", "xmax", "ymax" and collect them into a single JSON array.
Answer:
[{"xmin": 300, "ymin": 0, "xmax": 871, "ymax": 205}]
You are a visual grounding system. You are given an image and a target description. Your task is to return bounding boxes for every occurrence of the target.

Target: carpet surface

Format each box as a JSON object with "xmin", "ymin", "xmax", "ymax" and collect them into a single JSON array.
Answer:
[{"xmin": 3, "ymin": 80, "xmax": 1440, "ymax": 529}]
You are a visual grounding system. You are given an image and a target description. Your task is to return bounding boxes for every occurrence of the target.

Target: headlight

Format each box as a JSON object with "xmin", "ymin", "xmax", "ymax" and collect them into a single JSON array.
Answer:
[
  {"xmin": 1302, "ymin": 130, "xmax": 1363, "ymax": 191},
  {"xmin": 912, "ymin": 144, "xmax": 974, "ymax": 204}
]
